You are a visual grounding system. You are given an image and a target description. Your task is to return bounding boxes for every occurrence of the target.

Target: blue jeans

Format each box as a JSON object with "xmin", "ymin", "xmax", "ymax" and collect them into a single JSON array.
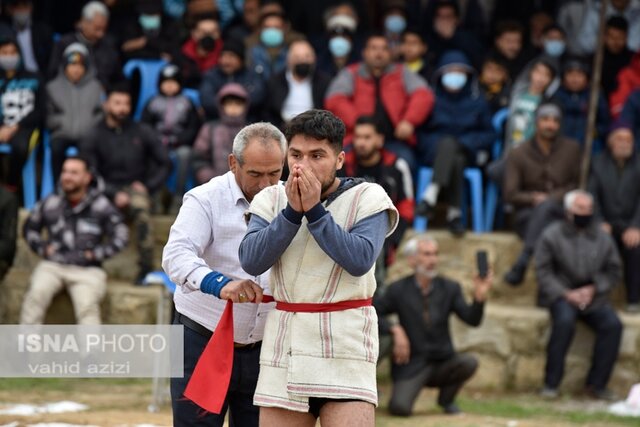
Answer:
[
  {"xmin": 170, "ymin": 317, "xmax": 261, "ymax": 427},
  {"xmin": 545, "ymin": 299, "xmax": 623, "ymax": 390}
]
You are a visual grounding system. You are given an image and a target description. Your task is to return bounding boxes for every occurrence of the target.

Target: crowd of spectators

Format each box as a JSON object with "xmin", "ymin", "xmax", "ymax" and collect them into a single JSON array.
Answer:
[{"xmin": 0, "ymin": 0, "xmax": 639, "ymax": 411}]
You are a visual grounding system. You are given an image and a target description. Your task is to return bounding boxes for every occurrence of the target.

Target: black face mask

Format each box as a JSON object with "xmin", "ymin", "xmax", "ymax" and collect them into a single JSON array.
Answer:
[
  {"xmin": 198, "ymin": 35, "xmax": 216, "ymax": 52},
  {"xmin": 293, "ymin": 62, "xmax": 313, "ymax": 78},
  {"xmin": 573, "ymin": 213, "xmax": 593, "ymax": 228}
]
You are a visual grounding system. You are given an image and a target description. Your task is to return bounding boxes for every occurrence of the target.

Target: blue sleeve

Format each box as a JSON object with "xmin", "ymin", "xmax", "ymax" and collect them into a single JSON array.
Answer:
[
  {"xmin": 306, "ymin": 206, "xmax": 388, "ymax": 276},
  {"xmin": 239, "ymin": 206, "xmax": 302, "ymax": 276}
]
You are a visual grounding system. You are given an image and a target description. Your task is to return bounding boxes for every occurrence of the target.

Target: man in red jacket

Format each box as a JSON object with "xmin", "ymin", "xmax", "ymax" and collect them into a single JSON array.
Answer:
[{"xmin": 325, "ymin": 33, "xmax": 434, "ymax": 171}]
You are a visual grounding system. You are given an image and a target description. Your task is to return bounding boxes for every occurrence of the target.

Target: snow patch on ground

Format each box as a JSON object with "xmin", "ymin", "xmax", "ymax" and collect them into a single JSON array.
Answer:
[{"xmin": 0, "ymin": 401, "xmax": 88, "ymax": 416}]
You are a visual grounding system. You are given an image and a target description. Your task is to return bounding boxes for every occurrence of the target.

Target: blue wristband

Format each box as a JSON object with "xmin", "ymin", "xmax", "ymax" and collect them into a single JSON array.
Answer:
[{"xmin": 200, "ymin": 271, "xmax": 232, "ymax": 298}]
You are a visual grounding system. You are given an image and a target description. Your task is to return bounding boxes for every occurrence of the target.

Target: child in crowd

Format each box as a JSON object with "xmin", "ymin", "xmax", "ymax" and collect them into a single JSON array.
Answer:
[
  {"xmin": 505, "ymin": 58, "xmax": 555, "ymax": 148},
  {"xmin": 46, "ymin": 42, "xmax": 104, "ymax": 180},
  {"xmin": 192, "ymin": 83, "xmax": 249, "ymax": 184},
  {"xmin": 141, "ymin": 63, "xmax": 200, "ymax": 213},
  {"xmin": 400, "ymin": 28, "xmax": 432, "ymax": 82},
  {"xmin": 479, "ymin": 54, "xmax": 511, "ymax": 114},
  {"xmin": 553, "ymin": 57, "xmax": 609, "ymax": 150}
]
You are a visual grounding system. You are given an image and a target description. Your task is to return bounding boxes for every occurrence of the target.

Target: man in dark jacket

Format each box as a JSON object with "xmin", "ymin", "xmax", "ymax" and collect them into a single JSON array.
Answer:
[
  {"xmin": 264, "ymin": 40, "xmax": 331, "ymax": 129},
  {"xmin": 589, "ymin": 123, "xmax": 640, "ymax": 312},
  {"xmin": 0, "ymin": 186, "xmax": 17, "ymax": 282},
  {"xmin": 503, "ymin": 101, "xmax": 581, "ymax": 285},
  {"xmin": 47, "ymin": 1, "xmax": 122, "ymax": 88},
  {"xmin": 374, "ymin": 235, "xmax": 492, "ymax": 416},
  {"xmin": 198, "ymin": 37, "xmax": 265, "ymax": 119},
  {"xmin": 82, "ymin": 83, "xmax": 170, "ymax": 284},
  {"xmin": 1, "ymin": 0, "xmax": 53, "ymax": 74},
  {"xmin": 416, "ymin": 50, "xmax": 495, "ymax": 235},
  {"xmin": 0, "ymin": 34, "xmax": 44, "ymax": 195},
  {"xmin": 535, "ymin": 190, "xmax": 622, "ymax": 400},
  {"xmin": 20, "ymin": 156, "xmax": 128, "ymax": 324}
]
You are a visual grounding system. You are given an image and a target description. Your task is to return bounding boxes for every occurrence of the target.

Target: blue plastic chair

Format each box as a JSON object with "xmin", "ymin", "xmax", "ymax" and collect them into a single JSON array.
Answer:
[
  {"xmin": 143, "ymin": 270, "xmax": 176, "ymax": 293},
  {"xmin": 123, "ymin": 59, "xmax": 168, "ymax": 120},
  {"xmin": 182, "ymin": 88, "xmax": 201, "ymax": 108},
  {"xmin": 165, "ymin": 150, "xmax": 196, "ymax": 195},
  {"xmin": 413, "ymin": 166, "xmax": 485, "ymax": 233},
  {"xmin": 484, "ymin": 108, "xmax": 510, "ymax": 231},
  {"xmin": 0, "ymin": 130, "xmax": 39, "ymax": 209}
]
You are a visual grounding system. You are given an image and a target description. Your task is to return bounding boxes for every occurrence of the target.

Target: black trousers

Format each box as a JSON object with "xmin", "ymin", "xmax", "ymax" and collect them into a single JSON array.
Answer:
[
  {"xmin": 388, "ymin": 353, "xmax": 478, "ymax": 416},
  {"xmin": 170, "ymin": 317, "xmax": 261, "ymax": 427},
  {"xmin": 431, "ymin": 136, "xmax": 466, "ymax": 207},
  {"xmin": 0, "ymin": 127, "xmax": 35, "ymax": 189},
  {"xmin": 514, "ymin": 199, "xmax": 565, "ymax": 254},
  {"xmin": 614, "ymin": 234, "xmax": 640, "ymax": 304},
  {"xmin": 545, "ymin": 299, "xmax": 623, "ymax": 390}
]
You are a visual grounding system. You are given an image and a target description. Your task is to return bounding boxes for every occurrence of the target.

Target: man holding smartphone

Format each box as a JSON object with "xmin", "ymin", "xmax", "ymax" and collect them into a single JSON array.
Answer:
[{"xmin": 374, "ymin": 235, "xmax": 492, "ymax": 416}]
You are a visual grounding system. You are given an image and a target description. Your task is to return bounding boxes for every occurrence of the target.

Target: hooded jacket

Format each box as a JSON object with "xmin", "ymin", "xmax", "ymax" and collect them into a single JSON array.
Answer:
[
  {"xmin": 418, "ymin": 50, "xmax": 495, "ymax": 164},
  {"xmin": 192, "ymin": 83, "xmax": 248, "ymax": 183},
  {"xmin": 0, "ymin": 187, "xmax": 17, "ymax": 281},
  {"xmin": 46, "ymin": 44, "xmax": 104, "ymax": 141},
  {"xmin": 23, "ymin": 176, "xmax": 129, "ymax": 267},
  {"xmin": 610, "ymin": 52, "xmax": 640, "ymax": 118}
]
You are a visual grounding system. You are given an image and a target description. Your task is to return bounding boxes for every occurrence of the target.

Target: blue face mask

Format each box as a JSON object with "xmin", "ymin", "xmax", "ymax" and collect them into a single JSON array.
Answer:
[
  {"xmin": 385, "ymin": 15, "xmax": 406, "ymax": 34},
  {"xmin": 544, "ymin": 40, "xmax": 566, "ymax": 57},
  {"xmin": 139, "ymin": 14, "xmax": 161, "ymax": 31},
  {"xmin": 261, "ymin": 28, "xmax": 284, "ymax": 47},
  {"xmin": 442, "ymin": 71, "xmax": 467, "ymax": 91},
  {"xmin": 329, "ymin": 36, "xmax": 352, "ymax": 57}
]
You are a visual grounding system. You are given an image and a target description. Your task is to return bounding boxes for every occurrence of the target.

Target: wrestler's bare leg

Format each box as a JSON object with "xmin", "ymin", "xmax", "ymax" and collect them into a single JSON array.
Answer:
[
  {"xmin": 259, "ymin": 407, "xmax": 316, "ymax": 427},
  {"xmin": 320, "ymin": 401, "xmax": 375, "ymax": 427}
]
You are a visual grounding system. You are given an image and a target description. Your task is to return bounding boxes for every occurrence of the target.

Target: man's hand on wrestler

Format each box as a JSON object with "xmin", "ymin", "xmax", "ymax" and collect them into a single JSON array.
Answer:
[
  {"xmin": 295, "ymin": 165, "xmax": 322, "ymax": 212},
  {"xmin": 220, "ymin": 279, "xmax": 263, "ymax": 303}
]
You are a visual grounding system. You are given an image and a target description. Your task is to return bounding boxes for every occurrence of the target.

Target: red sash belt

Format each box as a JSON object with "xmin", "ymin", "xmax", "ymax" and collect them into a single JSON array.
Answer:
[{"xmin": 183, "ymin": 296, "xmax": 372, "ymax": 413}]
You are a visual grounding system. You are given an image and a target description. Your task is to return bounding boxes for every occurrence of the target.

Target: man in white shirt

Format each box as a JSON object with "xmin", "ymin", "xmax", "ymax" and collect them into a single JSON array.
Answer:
[
  {"xmin": 162, "ymin": 122, "xmax": 287, "ymax": 426},
  {"xmin": 264, "ymin": 40, "xmax": 331, "ymax": 129}
]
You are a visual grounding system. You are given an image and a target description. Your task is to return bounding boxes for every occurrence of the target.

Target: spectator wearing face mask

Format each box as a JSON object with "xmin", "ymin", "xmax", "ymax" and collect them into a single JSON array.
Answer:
[
  {"xmin": 0, "ymin": 34, "xmax": 44, "ymax": 198},
  {"xmin": 177, "ymin": 13, "xmax": 223, "ymax": 88},
  {"xmin": 247, "ymin": 11, "xmax": 303, "ymax": 82},
  {"xmin": 416, "ymin": 50, "xmax": 495, "ymax": 236},
  {"xmin": 382, "ymin": 3, "xmax": 408, "ymax": 61},
  {"xmin": 263, "ymin": 40, "xmax": 331, "ymax": 130},
  {"xmin": 0, "ymin": 0, "xmax": 52, "ymax": 74},
  {"xmin": 315, "ymin": 3, "xmax": 363, "ymax": 77},
  {"xmin": 119, "ymin": 0, "xmax": 181, "ymax": 61}
]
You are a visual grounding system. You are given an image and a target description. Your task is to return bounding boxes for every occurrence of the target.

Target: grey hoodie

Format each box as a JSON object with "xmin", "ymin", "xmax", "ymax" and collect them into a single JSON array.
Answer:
[{"xmin": 46, "ymin": 44, "xmax": 104, "ymax": 141}]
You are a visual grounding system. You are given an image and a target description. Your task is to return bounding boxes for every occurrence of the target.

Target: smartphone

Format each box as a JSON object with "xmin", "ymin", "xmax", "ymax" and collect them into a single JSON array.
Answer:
[{"xmin": 476, "ymin": 250, "xmax": 489, "ymax": 279}]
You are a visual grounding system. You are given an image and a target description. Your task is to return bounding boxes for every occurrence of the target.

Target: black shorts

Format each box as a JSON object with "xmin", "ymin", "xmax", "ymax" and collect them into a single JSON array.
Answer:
[{"xmin": 307, "ymin": 398, "xmax": 362, "ymax": 418}]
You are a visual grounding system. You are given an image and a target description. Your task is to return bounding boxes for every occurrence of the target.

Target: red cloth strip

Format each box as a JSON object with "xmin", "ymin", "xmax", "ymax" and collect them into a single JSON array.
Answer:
[{"xmin": 183, "ymin": 295, "xmax": 371, "ymax": 414}]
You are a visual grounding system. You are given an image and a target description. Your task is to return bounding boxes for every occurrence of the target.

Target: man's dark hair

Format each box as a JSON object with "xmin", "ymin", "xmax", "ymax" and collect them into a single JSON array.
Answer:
[
  {"xmin": 64, "ymin": 155, "xmax": 93, "ymax": 172},
  {"xmin": 542, "ymin": 23, "xmax": 566, "ymax": 37},
  {"xmin": 434, "ymin": 0, "xmax": 459, "ymax": 17},
  {"xmin": 106, "ymin": 80, "xmax": 131, "ymax": 97},
  {"xmin": 260, "ymin": 11, "xmax": 285, "ymax": 26},
  {"xmin": 483, "ymin": 53, "xmax": 509, "ymax": 71},
  {"xmin": 401, "ymin": 28, "xmax": 426, "ymax": 44},
  {"xmin": 355, "ymin": 115, "xmax": 383, "ymax": 134},
  {"xmin": 364, "ymin": 32, "xmax": 388, "ymax": 48},
  {"xmin": 606, "ymin": 15, "xmax": 629, "ymax": 32},
  {"xmin": 284, "ymin": 109, "xmax": 345, "ymax": 153},
  {"xmin": 531, "ymin": 58, "xmax": 557, "ymax": 80},
  {"xmin": 494, "ymin": 20, "xmax": 525, "ymax": 38}
]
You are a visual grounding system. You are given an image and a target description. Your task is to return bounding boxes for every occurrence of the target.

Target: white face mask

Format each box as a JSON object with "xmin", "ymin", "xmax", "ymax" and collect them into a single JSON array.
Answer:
[{"xmin": 0, "ymin": 54, "xmax": 20, "ymax": 71}]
